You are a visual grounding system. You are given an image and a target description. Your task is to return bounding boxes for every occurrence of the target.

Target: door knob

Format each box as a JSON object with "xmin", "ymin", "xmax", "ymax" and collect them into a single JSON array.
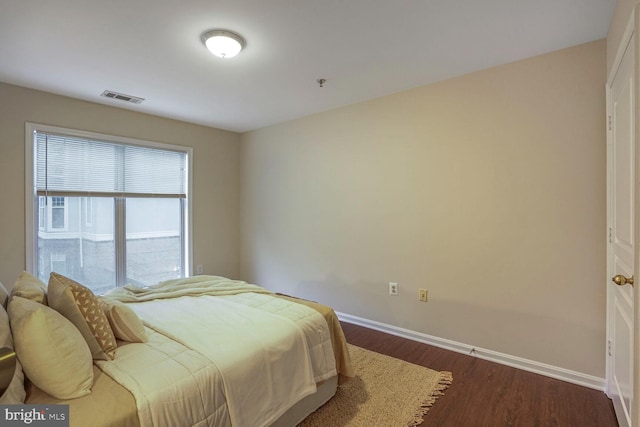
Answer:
[{"xmin": 612, "ymin": 274, "xmax": 634, "ymax": 287}]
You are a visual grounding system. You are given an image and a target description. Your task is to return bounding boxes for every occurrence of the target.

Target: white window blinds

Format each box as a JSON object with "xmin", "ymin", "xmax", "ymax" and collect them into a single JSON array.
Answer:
[{"xmin": 35, "ymin": 132, "xmax": 187, "ymax": 198}]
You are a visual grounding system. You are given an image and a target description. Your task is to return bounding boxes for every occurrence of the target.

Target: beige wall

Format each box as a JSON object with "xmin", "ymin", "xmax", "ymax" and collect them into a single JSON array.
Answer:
[
  {"xmin": 0, "ymin": 82, "xmax": 241, "ymax": 288},
  {"xmin": 240, "ymin": 40, "xmax": 607, "ymax": 377}
]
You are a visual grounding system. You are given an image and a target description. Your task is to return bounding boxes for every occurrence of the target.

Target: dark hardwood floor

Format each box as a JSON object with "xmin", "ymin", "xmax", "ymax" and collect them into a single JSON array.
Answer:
[{"xmin": 340, "ymin": 322, "xmax": 618, "ymax": 427}]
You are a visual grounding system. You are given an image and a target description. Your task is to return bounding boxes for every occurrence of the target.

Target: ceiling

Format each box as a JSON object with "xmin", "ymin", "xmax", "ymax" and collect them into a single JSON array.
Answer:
[{"xmin": 0, "ymin": 0, "xmax": 615, "ymax": 133}]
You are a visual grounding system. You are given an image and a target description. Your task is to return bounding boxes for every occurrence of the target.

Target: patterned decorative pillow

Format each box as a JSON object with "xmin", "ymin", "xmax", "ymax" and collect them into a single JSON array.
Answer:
[
  {"xmin": 47, "ymin": 273, "xmax": 117, "ymax": 360},
  {"xmin": 0, "ymin": 303, "xmax": 25, "ymax": 404},
  {"xmin": 10, "ymin": 272, "xmax": 47, "ymax": 305},
  {"xmin": 99, "ymin": 299, "xmax": 148, "ymax": 343},
  {"xmin": 8, "ymin": 297, "xmax": 93, "ymax": 399}
]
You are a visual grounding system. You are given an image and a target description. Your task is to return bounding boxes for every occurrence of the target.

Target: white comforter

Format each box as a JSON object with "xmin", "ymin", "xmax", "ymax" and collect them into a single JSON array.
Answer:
[
  {"xmin": 97, "ymin": 328, "xmax": 230, "ymax": 426},
  {"xmin": 99, "ymin": 290, "xmax": 337, "ymax": 427}
]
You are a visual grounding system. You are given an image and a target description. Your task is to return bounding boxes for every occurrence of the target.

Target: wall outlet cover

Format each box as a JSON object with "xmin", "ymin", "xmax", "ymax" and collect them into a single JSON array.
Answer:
[{"xmin": 389, "ymin": 282, "xmax": 398, "ymax": 295}]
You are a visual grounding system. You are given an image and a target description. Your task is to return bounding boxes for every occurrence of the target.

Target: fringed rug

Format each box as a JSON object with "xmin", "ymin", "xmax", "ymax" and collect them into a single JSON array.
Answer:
[{"xmin": 299, "ymin": 344, "xmax": 452, "ymax": 426}]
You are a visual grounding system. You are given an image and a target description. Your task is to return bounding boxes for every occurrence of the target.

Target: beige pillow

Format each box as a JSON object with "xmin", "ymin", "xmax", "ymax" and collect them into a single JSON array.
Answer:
[
  {"xmin": 0, "ymin": 281, "xmax": 8, "ymax": 309},
  {"xmin": 8, "ymin": 297, "xmax": 93, "ymax": 399},
  {"xmin": 0, "ymin": 304, "xmax": 25, "ymax": 404},
  {"xmin": 10, "ymin": 272, "xmax": 47, "ymax": 305},
  {"xmin": 47, "ymin": 273, "xmax": 117, "ymax": 360},
  {"xmin": 99, "ymin": 299, "xmax": 148, "ymax": 343}
]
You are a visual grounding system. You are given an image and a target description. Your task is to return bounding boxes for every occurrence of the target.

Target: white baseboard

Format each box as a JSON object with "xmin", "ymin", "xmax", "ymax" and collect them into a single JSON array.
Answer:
[{"xmin": 336, "ymin": 311, "xmax": 606, "ymax": 391}]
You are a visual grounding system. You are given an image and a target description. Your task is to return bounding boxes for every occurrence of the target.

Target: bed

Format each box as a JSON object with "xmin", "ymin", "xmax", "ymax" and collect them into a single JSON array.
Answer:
[{"xmin": 0, "ymin": 272, "xmax": 353, "ymax": 427}]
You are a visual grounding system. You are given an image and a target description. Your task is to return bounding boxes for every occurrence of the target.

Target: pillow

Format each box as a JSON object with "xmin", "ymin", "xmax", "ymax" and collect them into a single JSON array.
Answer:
[
  {"xmin": 7, "ymin": 297, "xmax": 93, "ymax": 399},
  {"xmin": 0, "ymin": 281, "xmax": 8, "ymax": 309},
  {"xmin": 99, "ymin": 299, "xmax": 148, "ymax": 343},
  {"xmin": 47, "ymin": 273, "xmax": 117, "ymax": 360},
  {"xmin": 0, "ymin": 304, "xmax": 25, "ymax": 404},
  {"xmin": 10, "ymin": 272, "xmax": 47, "ymax": 305}
]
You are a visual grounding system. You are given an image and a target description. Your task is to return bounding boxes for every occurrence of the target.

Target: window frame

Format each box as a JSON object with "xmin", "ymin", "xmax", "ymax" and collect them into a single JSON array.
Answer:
[
  {"xmin": 25, "ymin": 122, "xmax": 193, "ymax": 286},
  {"xmin": 38, "ymin": 196, "xmax": 46, "ymax": 230},
  {"xmin": 84, "ymin": 197, "xmax": 93, "ymax": 227}
]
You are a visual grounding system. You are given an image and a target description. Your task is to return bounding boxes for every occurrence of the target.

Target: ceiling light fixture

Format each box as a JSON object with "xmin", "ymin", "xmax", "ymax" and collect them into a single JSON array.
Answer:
[{"xmin": 201, "ymin": 29, "xmax": 246, "ymax": 59}]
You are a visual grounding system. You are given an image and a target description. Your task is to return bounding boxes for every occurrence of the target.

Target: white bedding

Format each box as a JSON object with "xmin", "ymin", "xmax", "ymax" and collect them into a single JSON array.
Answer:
[
  {"xmin": 100, "ymin": 289, "xmax": 337, "ymax": 427},
  {"xmin": 96, "ymin": 328, "xmax": 230, "ymax": 426}
]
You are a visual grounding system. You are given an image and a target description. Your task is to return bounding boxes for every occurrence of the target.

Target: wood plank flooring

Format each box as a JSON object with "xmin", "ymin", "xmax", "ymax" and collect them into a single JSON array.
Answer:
[{"xmin": 340, "ymin": 322, "xmax": 618, "ymax": 427}]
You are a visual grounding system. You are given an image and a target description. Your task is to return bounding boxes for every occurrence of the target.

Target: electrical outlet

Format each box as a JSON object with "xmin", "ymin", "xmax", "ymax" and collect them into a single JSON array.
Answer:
[
  {"xmin": 389, "ymin": 282, "xmax": 398, "ymax": 296},
  {"xmin": 196, "ymin": 264, "xmax": 203, "ymax": 274},
  {"xmin": 419, "ymin": 289, "xmax": 428, "ymax": 302}
]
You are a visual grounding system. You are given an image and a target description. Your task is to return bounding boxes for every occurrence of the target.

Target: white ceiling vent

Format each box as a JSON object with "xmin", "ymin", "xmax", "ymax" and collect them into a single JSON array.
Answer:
[{"xmin": 100, "ymin": 90, "xmax": 145, "ymax": 104}]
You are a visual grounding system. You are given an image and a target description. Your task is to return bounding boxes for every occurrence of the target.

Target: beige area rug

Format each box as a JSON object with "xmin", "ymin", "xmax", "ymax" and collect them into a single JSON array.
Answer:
[{"xmin": 299, "ymin": 344, "xmax": 452, "ymax": 427}]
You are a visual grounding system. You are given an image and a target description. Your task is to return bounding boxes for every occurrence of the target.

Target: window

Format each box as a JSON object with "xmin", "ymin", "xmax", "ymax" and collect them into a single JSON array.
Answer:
[
  {"xmin": 50, "ymin": 253, "xmax": 67, "ymax": 276},
  {"xmin": 26, "ymin": 123, "xmax": 192, "ymax": 295},
  {"xmin": 37, "ymin": 196, "xmax": 69, "ymax": 231},
  {"xmin": 50, "ymin": 196, "xmax": 66, "ymax": 229}
]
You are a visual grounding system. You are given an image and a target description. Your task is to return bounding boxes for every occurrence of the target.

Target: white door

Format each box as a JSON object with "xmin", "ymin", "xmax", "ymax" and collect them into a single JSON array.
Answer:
[{"xmin": 607, "ymin": 17, "xmax": 636, "ymax": 427}]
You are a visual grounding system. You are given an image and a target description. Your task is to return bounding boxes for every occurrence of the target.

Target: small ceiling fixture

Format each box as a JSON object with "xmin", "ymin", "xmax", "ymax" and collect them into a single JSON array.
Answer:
[{"xmin": 201, "ymin": 29, "xmax": 246, "ymax": 59}]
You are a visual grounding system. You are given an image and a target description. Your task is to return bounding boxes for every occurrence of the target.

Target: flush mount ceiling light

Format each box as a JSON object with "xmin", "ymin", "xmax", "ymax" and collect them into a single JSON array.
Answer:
[{"xmin": 201, "ymin": 29, "xmax": 246, "ymax": 59}]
